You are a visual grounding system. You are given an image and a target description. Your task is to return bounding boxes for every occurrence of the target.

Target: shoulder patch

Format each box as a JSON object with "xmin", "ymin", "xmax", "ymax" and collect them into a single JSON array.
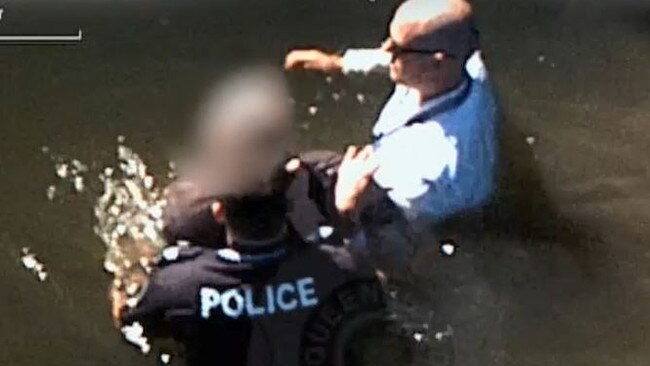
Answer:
[
  {"xmin": 157, "ymin": 246, "xmax": 203, "ymax": 266},
  {"xmin": 217, "ymin": 248, "xmax": 241, "ymax": 263},
  {"xmin": 318, "ymin": 225, "xmax": 334, "ymax": 239},
  {"xmin": 162, "ymin": 246, "xmax": 180, "ymax": 261}
]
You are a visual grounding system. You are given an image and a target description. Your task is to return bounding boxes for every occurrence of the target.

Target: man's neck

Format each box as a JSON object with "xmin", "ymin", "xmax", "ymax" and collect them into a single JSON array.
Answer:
[{"xmin": 415, "ymin": 77, "xmax": 465, "ymax": 105}]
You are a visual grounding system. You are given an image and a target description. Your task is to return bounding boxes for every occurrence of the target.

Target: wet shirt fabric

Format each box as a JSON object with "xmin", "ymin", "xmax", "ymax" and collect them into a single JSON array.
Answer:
[
  {"xmin": 371, "ymin": 52, "xmax": 498, "ymax": 226},
  {"xmin": 122, "ymin": 229, "xmax": 385, "ymax": 366}
]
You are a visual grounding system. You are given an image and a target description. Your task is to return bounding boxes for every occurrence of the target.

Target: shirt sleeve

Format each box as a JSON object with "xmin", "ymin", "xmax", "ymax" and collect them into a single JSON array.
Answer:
[
  {"xmin": 341, "ymin": 48, "xmax": 391, "ymax": 75},
  {"xmin": 297, "ymin": 151, "xmax": 360, "ymax": 238},
  {"xmin": 121, "ymin": 261, "xmax": 199, "ymax": 338},
  {"xmin": 121, "ymin": 280, "xmax": 173, "ymax": 338}
]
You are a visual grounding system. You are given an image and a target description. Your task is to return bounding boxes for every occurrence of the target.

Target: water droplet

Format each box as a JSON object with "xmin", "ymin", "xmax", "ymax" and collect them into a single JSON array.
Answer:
[
  {"xmin": 73, "ymin": 176, "xmax": 85, "ymax": 192},
  {"xmin": 37, "ymin": 271, "xmax": 48, "ymax": 282},
  {"xmin": 143, "ymin": 176, "xmax": 154, "ymax": 189},
  {"xmin": 46, "ymin": 185, "xmax": 56, "ymax": 200},
  {"xmin": 21, "ymin": 254, "xmax": 38, "ymax": 270},
  {"xmin": 526, "ymin": 136, "xmax": 536, "ymax": 145},
  {"xmin": 20, "ymin": 249, "xmax": 48, "ymax": 281},
  {"xmin": 55, "ymin": 163, "xmax": 69, "ymax": 178},
  {"xmin": 160, "ymin": 353, "xmax": 171, "ymax": 364},
  {"xmin": 440, "ymin": 240, "xmax": 457, "ymax": 256},
  {"xmin": 71, "ymin": 159, "xmax": 88, "ymax": 172}
]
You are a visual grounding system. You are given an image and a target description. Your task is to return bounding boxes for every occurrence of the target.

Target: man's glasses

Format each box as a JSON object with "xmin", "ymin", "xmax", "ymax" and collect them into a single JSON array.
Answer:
[{"xmin": 383, "ymin": 38, "xmax": 456, "ymax": 61}]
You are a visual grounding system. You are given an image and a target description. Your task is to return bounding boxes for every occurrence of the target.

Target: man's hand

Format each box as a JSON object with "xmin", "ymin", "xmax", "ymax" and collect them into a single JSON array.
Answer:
[
  {"xmin": 284, "ymin": 49, "xmax": 344, "ymax": 73},
  {"xmin": 335, "ymin": 145, "xmax": 378, "ymax": 214},
  {"xmin": 110, "ymin": 285, "xmax": 128, "ymax": 328}
]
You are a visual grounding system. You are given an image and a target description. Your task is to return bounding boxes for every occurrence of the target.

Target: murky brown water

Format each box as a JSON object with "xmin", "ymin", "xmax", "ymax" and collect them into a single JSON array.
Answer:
[{"xmin": 1, "ymin": 0, "xmax": 649, "ymax": 365}]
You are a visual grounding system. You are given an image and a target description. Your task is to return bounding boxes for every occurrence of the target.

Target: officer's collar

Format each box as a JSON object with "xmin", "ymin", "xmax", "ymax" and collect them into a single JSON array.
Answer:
[
  {"xmin": 231, "ymin": 225, "xmax": 288, "ymax": 248},
  {"xmin": 218, "ymin": 225, "xmax": 290, "ymax": 264}
]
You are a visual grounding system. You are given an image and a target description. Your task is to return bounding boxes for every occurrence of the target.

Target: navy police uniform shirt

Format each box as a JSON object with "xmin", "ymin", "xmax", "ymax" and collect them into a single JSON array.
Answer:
[{"xmin": 123, "ymin": 227, "xmax": 385, "ymax": 366}]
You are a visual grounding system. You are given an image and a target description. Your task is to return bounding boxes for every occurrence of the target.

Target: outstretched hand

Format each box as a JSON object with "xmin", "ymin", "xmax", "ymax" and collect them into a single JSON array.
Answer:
[
  {"xmin": 284, "ymin": 49, "xmax": 344, "ymax": 73},
  {"xmin": 335, "ymin": 145, "xmax": 378, "ymax": 214}
]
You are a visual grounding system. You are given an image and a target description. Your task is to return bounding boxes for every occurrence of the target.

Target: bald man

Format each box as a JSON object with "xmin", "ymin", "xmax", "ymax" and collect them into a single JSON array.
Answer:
[{"xmin": 285, "ymin": 0, "xmax": 498, "ymax": 231}]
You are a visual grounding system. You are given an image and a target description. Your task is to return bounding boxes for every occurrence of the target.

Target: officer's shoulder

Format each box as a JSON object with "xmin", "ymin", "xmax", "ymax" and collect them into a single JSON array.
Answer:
[
  {"xmin": 314, "ymin": 242, "xmax": 373, "ymax": 275},
  {"xmin": 149, "ymin": 246, "xmax": 208, "ymax": 293},
  {"xmin": 298, "ymin": 150, "xmax": 340, "ymax": 176},
  {"xmin": 157, "ymin": 245, "xmax": 205, "ymax": 267}
]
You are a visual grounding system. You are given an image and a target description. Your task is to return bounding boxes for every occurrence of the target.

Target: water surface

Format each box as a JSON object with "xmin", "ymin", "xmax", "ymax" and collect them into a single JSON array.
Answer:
[{"xmin": 1, "ymin": 0, "xmax": 648, "ymax": 365}]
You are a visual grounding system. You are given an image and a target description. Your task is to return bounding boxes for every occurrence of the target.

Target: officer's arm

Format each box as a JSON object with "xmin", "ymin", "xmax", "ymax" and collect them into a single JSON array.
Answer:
[
  {"xmin": 298, "ymin": 150, "xmax": 358, "ymax": 237},
  {"xmin": 119, "ymin": 279, "xmax": 173, "ymax": 339}
]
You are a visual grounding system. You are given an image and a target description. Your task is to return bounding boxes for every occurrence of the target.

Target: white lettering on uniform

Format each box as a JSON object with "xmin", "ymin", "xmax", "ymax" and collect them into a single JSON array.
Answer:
[
  {"xmin": 277, "ymin": 283, "xmax": 298, "ymax": 311},
  {"xmin": 199, "ymin": 277, "xmax": 319, "ymax": 319},
  {"xmin": 297, "ymin": 277, "xmax": 319, "ymax": 307},
  {"xmin": 221, "ymin": 289, "xmax": 245, "ymax": 318},
  {"xmin": 265, "ymin": 285, "xmax": 276, "ymax": 314},
  {"xmin": 200, "ymin": 288, "xmax": 220, "ymax": 319},
  {"xmin": 243, "ymin": 286, "xmax": 265, "ymax": 316}
]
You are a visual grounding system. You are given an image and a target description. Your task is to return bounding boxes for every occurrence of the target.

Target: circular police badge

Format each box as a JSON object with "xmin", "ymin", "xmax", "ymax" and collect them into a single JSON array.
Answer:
[
  {"xmin": 299, "ymin": 279, "xmax": 391, "ymax": 366},
  {"xmin": 299, "ymin": 279, "xmax": 456, "ymax": 366}
]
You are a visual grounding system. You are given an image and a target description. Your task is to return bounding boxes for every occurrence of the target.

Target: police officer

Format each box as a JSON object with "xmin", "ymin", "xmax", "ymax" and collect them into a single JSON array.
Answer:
[{"xmin": 114, "ymin": 67, "xmax": 388, "ymax": 366}]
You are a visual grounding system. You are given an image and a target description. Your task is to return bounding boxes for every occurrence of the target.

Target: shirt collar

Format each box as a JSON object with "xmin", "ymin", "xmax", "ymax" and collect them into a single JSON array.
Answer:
[
  {"xmin": 417, "ymin": 78, "xmax": 470, "ymax": 117},
  {"xmin": 216, "ymin": 225, "xmax": 290, "ymax": 264},
  {"xmin": 232, "ymin": 225, "xmax": 288, "ymax": 249},
  {"xmin": 374, "ymin": 77, "xmax": 471, "ymax": 140}
]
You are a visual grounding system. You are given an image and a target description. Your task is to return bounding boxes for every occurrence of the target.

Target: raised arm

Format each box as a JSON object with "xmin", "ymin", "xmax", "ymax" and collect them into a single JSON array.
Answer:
[{"xmin": 284, "ymin": 47, "xmax": 390, "ymax": 75}]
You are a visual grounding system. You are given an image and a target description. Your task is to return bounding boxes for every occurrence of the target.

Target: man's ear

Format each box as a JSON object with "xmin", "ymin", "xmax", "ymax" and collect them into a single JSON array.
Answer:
[{"xmin": 211, "ymin": 201, "xmax": 226, "ymax": 223}]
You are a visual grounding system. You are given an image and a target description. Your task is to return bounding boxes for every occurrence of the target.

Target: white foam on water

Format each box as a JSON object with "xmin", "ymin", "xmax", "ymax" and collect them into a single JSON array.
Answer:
[
  {"xmin": 46, "ymin": 139, "xmax": 173, "ymax": 354},
  {"xmin": 20, "ymin": 247, "xmax": 48, "ymax": 282},
  {"xmin": 160, "ymin": 353, "xmax": 171, "ymax": 364}
]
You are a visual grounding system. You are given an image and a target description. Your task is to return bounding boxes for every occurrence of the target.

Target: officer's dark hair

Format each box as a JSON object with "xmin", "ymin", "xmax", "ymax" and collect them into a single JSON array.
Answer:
[
  {"xmin": 218, "ymin": 161, "xmax": 292, "ymax": 241},
  {"xmin": 162, "ymin": 179, "xmax": 225, "ymax": 247}
]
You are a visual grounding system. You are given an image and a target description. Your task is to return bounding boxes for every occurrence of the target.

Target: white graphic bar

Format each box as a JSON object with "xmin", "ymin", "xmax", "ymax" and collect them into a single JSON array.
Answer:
[{"xmin": 0, "ymin": 28, "xmax": 82, "ymax": 42}]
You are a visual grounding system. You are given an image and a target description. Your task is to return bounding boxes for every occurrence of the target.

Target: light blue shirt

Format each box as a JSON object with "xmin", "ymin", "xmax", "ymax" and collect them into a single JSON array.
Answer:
[{"xmin": 372, "ymin": 52, "xmax": 498, "ymax": 224}]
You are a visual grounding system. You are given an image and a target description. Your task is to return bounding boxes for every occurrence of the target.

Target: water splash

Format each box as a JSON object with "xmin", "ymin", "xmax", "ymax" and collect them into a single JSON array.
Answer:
[
  {"xmin": 45, "ymin": 138, "xmax": 173, "ymax": 353},
  {"xmin": 94, "ymin": 141, "xmax": 169, "ymax": 287},
  {"xmin": 20, "ymin": 247, "xmax": 48, "ymax": 282}
]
